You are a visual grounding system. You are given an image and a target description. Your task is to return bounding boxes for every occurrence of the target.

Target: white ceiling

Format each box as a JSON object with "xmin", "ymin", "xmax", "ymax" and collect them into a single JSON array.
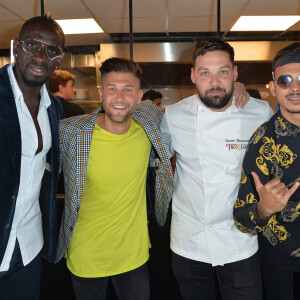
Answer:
[{"xmin": 0, "ymin": 0, "xmax": 299, "ymax": 49}]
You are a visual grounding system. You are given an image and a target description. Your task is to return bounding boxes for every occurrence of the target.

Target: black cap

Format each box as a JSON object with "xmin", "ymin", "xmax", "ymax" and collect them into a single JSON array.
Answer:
[{"xmin": 272, "ymin": 43, "xmax": 300, "ymax": 76}]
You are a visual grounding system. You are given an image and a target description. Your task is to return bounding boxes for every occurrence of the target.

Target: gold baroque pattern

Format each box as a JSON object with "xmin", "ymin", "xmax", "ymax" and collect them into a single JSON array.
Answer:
[
  {"xmin": 249, "ymin": 211, "xmax": 265, "ymax": 232},
  {"xmin": 256, "ymin": 156, "xmax": 269, "ymax": 175},
  {"xmin": 250, "ymin": 212, "xmax": 290, "ymax": 242},
  {"xmin": 256, "ymin": 137, "xmax": 297, "ymax": 175},
  {"xmin": 234, "ymin": 193, "xmax": 257, "ymax": 209},
  {"xmin": 234, "ymin": 220, "xmax": 247, "ymax": 233},
  {"xmin": 275, "ymin": 117, "xmax": 300, "ymax": 138},
  {"xmin": 240, "ymin": 168, "xmax": 247, "ymax": 185},
  {"xmin": 278, "ymin": 117, "xmax": 286, "ymax": 130},
  {"xmin": 289, "ymin": 201, "xmax": 300, "ymax": 219},
  {"xmin": 234, "ymin": 219, "xmax": 257, "ymax": 235},
  {"xmin": 267, "ymin": 215, "xmax": 291, "ymax": 242},
  {"xmin": 249, "ymin": 126, "xmax": 266, "ymax": 145}
]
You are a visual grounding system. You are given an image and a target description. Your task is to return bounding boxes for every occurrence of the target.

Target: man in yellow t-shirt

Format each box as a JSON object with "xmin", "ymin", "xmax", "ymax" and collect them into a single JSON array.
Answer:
[{"xmin": 56, "ymin": 57, "xmax": 174, "ymax": 299}]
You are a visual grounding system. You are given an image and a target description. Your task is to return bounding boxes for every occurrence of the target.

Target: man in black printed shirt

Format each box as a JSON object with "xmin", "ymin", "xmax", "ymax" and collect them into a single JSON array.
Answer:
[{"xmin": 234, "ymin": 43, "xmax": 300, "ymax": 300}]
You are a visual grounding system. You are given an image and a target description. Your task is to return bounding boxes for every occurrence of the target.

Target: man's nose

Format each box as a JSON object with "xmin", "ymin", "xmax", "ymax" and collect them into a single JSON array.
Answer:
[
  {"xmin": 116, "ymin": 89, "xmax": 125, "ymax": 98},
  {"xmin": 33, "ymin": 47, "xmax": 48, "ymax": 62},
  {"xmin": 210, "ymin": 74, "xmax": 220, "ymax": 86}
]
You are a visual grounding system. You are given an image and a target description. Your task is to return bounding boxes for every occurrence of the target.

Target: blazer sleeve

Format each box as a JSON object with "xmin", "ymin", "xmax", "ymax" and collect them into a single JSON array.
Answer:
[{"xmin": 160, "ymin": 109, "xmax": 175, "ymax": 159}]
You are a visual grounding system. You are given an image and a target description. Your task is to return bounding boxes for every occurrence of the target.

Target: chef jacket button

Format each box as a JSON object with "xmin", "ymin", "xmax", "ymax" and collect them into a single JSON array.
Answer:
[
  {"xmin": 5, "ymin": 224, "xmax": 11, "ymax": 229},
  {"xmin": 207, "ymin": 202, "xmax": 212, "ymax": 206}
]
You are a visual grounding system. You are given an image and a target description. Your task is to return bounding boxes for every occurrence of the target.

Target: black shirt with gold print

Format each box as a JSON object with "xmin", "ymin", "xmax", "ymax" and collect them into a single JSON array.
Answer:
[{"xmin": 234, "ymin": 110, "xmax": 300, "ymax": 263}]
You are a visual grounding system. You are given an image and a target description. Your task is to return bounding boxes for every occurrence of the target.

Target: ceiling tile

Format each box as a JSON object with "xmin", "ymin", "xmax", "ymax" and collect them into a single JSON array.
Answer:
[
  {"xmin": 0, "ymin": 0, "xmax": 298, "ymax": 49},
  {"xmin": 100, "ymin": 17, "xmax": 166, "ymax": 33}
]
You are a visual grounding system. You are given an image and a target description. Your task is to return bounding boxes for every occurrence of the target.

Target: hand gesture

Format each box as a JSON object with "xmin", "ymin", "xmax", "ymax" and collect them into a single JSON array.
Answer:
[{"xmin": 252, "ymin": 171, "xmax": 299, "ymax": 217}]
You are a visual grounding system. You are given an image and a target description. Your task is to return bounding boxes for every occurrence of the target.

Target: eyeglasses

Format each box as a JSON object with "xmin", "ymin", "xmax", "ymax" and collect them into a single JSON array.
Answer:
[
  {"xmin": 17, "ymin": 38, "xmax": 64, "ymax": 61},
  {"xmin": 274, "ymin": 74, "xmax": 300, "ymax": 89}
]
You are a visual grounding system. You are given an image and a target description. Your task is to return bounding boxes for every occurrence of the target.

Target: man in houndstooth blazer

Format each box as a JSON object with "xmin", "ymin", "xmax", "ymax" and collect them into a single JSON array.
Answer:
[{"xmin": 56, "ymin": 57, "xmax": 173, "ymax": 299}]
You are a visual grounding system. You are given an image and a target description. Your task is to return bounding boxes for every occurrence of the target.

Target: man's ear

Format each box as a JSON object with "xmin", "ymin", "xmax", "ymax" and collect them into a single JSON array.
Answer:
[
  {"xmin": 58, "ymin": 83, "xmax": 65, "ymax": 93},
  {"xmin": 233, "ymin": 65, "xmax": 238, "ymax": 82},
  {"xmin": 98, "ymin": 88, "xmax": 103, "ymax": 103},
  {"xmin": 13, "ymin": 38, "xmax": 20, "ymax": 60},
  {"xmin": 191, "ymin": 67, "xmax": 196, "ymax": 84},
  {"xmin": 269, "ymin": 81, "xmax": 276, "ymax": 97},
  {"xmin": 137, "ymin": 89, "xmax": 143, "ymax": 104}
]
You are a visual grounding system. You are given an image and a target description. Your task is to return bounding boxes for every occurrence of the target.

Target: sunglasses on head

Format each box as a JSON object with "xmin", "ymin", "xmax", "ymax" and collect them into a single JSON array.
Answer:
[
  {"xmin": 17, "ymin": 38, "xmax": 64, "ymax": 61},
  {"xmin": 274, "ymin": 74, "xmax": 300, "ymax": 89}
]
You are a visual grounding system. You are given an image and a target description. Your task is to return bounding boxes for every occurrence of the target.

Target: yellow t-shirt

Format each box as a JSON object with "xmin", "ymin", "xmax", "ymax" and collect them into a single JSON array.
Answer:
[{"xmin": 66, "ymin": 118, "xmax": 151, "ymax": 277}]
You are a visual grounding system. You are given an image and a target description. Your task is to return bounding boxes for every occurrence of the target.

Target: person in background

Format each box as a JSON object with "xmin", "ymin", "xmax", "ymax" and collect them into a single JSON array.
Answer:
[
  {"xmin": 0, "ymin": 15, "xmax": 64, "ymax": 300},
  {"xmin": 56, "ymin": 56, "xmax": 173, "ymax": 300},
  {"xmin": 48, "ymin": 69, "xmax": 85, "ymax": 118},
  {"xmin": 142, "ymin": 89, "xmax": 163, "ymax": 108},
  {"xmin": 48, "ymin": 70, "xmax": 85, "ymax": 196},
  {"xmin": 234, "ymin": 42, "xmax": 300, "ymax": 300},
  {"xmin": 160, "ymin": 38, "xmax": 274, "ymax": 300},
  {"xmin": 246, "ymin": 87, "xmax": 262, "ymax": 99}
]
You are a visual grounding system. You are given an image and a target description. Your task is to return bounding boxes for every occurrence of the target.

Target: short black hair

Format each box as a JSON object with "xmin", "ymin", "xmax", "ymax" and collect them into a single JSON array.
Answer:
[
  {"xmin": 19, "ymin": 15, "xmax": 65, "ymax": 47},
  {"xmin": 192, "ymin": 38, "xmax": 234, "ymax": 67},
  {"xmin": 142, "ymin": 89, "xmax": 163, "ymax": 101},
  {"xmin": 100, "ymin": 56, "xmax": 142, "ymax": 83},
  {"xmin": 272, "ymin": 42, "xmax": 300, "ymax": 75}
]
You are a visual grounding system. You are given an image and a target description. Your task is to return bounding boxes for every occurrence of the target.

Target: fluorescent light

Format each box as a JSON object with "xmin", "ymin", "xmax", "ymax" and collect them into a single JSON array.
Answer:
[
  {"xmin": 56, "ymin": 18, "xmax": 103, "ymax": 34},
  {"xmin": 231, "ymin": 16, "xmax": 300, "ymax": 31}
]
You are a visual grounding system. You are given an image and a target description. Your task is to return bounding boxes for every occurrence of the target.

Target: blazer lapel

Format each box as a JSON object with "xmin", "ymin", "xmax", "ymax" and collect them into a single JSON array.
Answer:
[
  {"xmin": 76, "ymin": 111, "xmax": 98, "ymax": 200},
  {"xmin": 47, "ymin": 100, "xmax": 60, "ymax": 177},
  {"xmin": 133, "ymin": 108, "xmax": 162, "ymax": 159},
  {"xmin": 0, "ymin": 65, "xmax": 21, "ymax": 179}
]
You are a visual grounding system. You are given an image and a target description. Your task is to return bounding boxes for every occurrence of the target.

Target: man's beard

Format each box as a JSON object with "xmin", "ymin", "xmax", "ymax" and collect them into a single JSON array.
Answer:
[
  {"xmin": 21, "ymin": 65, "xmax": 50, "ymax": 87},
  {"xmin": 198, "ymin": 84, "xmax": 234, "ymax": 109},
  {"xmin": 283, "ymin": 93, "xmax": 300, "ymax": 114},
  {"xmin": 103, "ymin": 103, "xmax": 136, "ymax": 125}
]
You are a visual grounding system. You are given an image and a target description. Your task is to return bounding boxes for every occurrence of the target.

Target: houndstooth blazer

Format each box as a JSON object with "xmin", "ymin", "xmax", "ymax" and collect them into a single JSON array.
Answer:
[{"xmin": 56, "ymin": 100, "xmax": 174, "ymax": 262}]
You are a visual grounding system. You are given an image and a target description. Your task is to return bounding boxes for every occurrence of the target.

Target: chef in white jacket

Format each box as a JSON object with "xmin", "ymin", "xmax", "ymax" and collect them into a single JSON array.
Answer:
[{"xmin": 160, "ymin": 38, "xmax": 274, "ymax": 300}]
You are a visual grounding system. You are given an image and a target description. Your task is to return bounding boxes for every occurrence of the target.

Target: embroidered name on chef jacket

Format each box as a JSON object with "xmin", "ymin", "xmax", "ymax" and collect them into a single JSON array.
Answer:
[{"xmin": 225, "ymin": 139, "xmax": 249, "ymax": 151}]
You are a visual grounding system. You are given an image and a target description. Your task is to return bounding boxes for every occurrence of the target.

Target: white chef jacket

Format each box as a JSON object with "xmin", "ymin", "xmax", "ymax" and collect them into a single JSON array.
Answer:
[
  {"xmin": 0, "ymin": 64, "xmax": 51, "ymax": 271},
  {"xmin": 160, "ymin": 94, "xmax": 274, "ymax": 266}
]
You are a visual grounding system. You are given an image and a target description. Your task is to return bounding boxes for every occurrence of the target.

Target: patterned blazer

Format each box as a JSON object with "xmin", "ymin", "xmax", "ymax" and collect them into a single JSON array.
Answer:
[{"xmin": 56, "ymin": 100, "xmax": 174, "ymax": 262}]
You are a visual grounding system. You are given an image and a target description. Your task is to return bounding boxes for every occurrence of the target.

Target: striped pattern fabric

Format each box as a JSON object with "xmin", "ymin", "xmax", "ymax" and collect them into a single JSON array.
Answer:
[{"xmin": 56, "ymin": 100, "xmax": 174, "ymax": 262}]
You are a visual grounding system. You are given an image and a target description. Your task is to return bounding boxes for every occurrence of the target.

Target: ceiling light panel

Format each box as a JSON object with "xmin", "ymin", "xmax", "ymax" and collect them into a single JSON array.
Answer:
[
  {"xmin": 56, "ymin": 18, "xmax": 103, "ymax": 34},
  {"xmin": 231, "ymin": 16, "xmax": 300, "ymax": 31}
]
